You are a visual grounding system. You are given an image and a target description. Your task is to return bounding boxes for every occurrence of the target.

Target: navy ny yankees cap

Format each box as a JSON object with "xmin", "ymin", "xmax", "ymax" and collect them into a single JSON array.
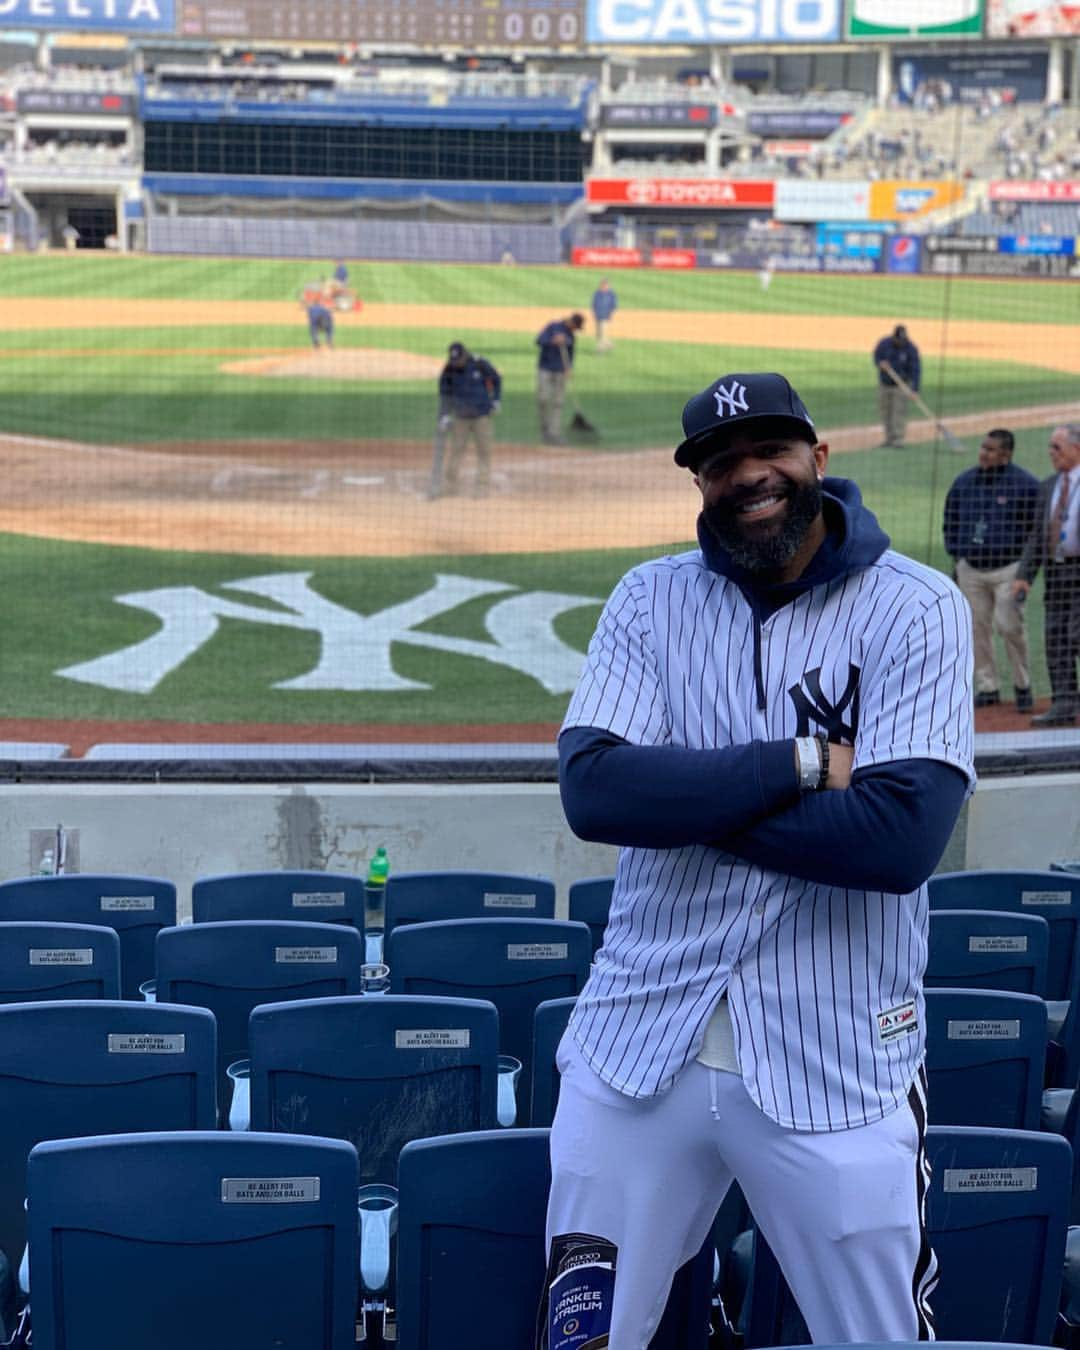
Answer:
[{"xmin": 674, "ymin": 372, "xmax": 817, "ymax": 470}]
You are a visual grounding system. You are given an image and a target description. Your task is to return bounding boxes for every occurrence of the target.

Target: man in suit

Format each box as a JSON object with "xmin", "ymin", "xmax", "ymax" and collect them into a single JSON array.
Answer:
[{"xmin": 1014, "ymin": 423, "xmax": 1080, "ymax": 727}]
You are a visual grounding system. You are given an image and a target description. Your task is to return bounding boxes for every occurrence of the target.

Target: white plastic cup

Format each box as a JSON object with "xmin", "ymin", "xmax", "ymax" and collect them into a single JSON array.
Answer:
[
  {"xmin": 357, "ymin": 1183, "xmax": 398, "ymax": 1294},
  {"xmin": 497, "ymin": 1054, "xmax": 523, "ymax": 1127},
  {"xmin": 361, "ymin": 962, "xmax": 390, "ymax": 995},
  {"xmin": 227, "ymin": 1058, "xmax": 251, "ymax": 1132}
]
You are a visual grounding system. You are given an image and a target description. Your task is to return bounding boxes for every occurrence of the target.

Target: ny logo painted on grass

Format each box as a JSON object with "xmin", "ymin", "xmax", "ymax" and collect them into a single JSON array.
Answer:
[{"xmin": 57, "ymin": 573, "xmax": 599, "ymax": 695}]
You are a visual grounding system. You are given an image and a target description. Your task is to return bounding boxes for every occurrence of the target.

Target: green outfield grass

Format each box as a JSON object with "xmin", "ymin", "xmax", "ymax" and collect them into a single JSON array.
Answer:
[
  {"xmin": 0, "ymin": 253, "xmax": 1078, "ymax": 324},
  {"xmin": 0, "ymin": 254, "xmax": 1068, "ymax": 730}
]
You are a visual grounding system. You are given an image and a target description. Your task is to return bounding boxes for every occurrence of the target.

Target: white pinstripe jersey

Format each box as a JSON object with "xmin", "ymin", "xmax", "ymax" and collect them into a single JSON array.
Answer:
[{"xmin": 562, "ymin": 542, "xmax": 975, "ymax": 1131}]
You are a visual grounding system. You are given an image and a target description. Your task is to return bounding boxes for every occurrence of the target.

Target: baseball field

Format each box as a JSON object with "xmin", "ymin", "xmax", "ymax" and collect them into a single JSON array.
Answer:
[{"xmin": 0, "ymin": 253, "xmax": 1076, "ymax": 748}]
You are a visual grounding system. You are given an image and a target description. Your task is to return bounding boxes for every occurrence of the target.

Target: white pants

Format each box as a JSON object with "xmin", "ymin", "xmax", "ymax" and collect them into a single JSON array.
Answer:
[{"xmin": 545, "ymin": 1037, "xmax": 935, "ymax": 1349}]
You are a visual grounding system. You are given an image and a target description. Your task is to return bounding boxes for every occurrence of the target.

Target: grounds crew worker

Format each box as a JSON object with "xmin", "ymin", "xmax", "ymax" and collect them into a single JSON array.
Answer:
[
  {"xmin": 535, "ymin": 313, "xmax": 584, "ymax": 445},
  {"xmin": 434, "ymin": 341, "xmax": 501, "ymax": 498},
  {"xmin": 873, "ymin": 324, "xmax": 921, "ymax": 448}
]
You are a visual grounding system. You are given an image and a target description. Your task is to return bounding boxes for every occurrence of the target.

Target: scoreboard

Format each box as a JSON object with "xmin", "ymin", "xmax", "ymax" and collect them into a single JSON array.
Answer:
[{"xmin": 177, "ymin": 0, "xmax": 585, "ymax": 46}]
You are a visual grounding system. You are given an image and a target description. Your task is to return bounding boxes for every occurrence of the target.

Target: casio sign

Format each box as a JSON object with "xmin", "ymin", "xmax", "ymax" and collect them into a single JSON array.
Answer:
[{"xmin": 588, "ymin": 0, "xmax": 840, "ymax": 43}]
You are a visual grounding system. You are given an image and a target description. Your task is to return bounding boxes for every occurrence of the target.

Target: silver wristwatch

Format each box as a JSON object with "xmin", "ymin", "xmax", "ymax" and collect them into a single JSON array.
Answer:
[{"xmin": 794, "ymin": 736, "xmax": 823, "ymax": 792}]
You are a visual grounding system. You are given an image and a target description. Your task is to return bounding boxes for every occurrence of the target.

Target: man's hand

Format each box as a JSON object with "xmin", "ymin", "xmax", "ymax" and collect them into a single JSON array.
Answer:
[
  {"xmin": 491, "ymin": 401, "xmax": 501, "ymax": 414},
  {"xmin": 438, "ymin": 414, "xmax": 451, "ymax": 432},
  {"xmin": 826, "ymin": 743, "xmax": 854, "ymax": 790},
  {"xmin": 1012, "ymin": 578, "xmax": 1032, "ymax": 601}
]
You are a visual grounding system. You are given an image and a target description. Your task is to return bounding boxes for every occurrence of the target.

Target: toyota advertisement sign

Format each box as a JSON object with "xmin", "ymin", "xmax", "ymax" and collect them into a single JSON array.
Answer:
[{"xmin": 585, "ymin": 179, "xmax": 775, "ymax": 209}]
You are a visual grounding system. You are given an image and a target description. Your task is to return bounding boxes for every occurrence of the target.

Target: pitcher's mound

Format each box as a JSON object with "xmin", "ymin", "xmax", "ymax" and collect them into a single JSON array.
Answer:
[{"xmin": 221, "ymin": 348, "xmax": 444, "ymax": 382}]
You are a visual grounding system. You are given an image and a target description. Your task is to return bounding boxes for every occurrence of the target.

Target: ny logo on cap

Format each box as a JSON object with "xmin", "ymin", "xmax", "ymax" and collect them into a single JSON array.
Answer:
[{"xmin": 714, "ymin": 381, "xmax": 749, "ymax": 419}]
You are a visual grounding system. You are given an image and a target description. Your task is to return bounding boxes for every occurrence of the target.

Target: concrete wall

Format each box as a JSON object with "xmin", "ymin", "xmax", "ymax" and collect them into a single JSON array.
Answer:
[{"xmin": 0, "ymin": 774, "xmax": 1076, "ymax": 920}]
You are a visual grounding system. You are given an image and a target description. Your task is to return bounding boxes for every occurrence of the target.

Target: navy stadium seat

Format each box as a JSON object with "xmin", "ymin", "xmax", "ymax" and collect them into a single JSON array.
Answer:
[
  {"xmin": 26, "ymin": 1131, "xmax": 359, "ymax": 1350},
  {"xmin": 927, "ymin": 909, "xmax": 1048, "ymax": 996},
  {"xmin": 924, "ymin": 989, "xmax": 1047, "ymax": 1129},
  {"xmin": 929, "ymin": 871, "xmax": 1080, "ymax": 1084},
  {"xmin": 192, "ymin": 870, "xmax": 365, "ymax": 935},
  {"xmin": 0, "ymin": 922, "xmax": 120, "ymax": 1003},
  {"xmin": 249, "ymin": 994, "xmax": 498, "ymax": 1183},
  {"xmin": 383, "ymin": 871, "xmax": 556, "ymax": 939},
  {"xmin": 744, "ymin": 1125, "xmax": 1072, "ymax": 1346},
  {"xmin": 155, "ymin": 920, "xmax": 364, "ymax": 1113},
  {"xmin": 0, "ymin": 876, "xmax": 175, "ymax": 1000},
  {"xmin": 530, "ymin": 995, "xmax": 576, "ymax": 1127},
  {"xmin": 568, "ymin": 875, "xmax": 614, "ymax": 957},
  {"xmin": 396, "ymin": 1129, "xmax": 713, "ymax": 1350},
  {"xmin": 0, "ymin": 1000, "xmax": 215, "ymax": 1279},
  {"xmin": 386, "ymin": 918, "xmax": 590, "ymax": 1085}
]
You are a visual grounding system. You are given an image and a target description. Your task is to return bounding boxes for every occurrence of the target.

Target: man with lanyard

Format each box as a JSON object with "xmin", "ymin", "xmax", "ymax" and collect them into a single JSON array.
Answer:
[
  {"xmin": 944, "ymin": 427, "xmax": 1039, "ymax": 712},
  {"xmin": 1014, "ymin": 423, "xmax": 1080, "ymax": 726}
]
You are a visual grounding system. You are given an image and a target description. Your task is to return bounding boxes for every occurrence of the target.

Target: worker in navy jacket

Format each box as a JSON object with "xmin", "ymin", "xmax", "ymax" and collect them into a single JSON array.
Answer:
[
  {"xmin": 536, "ymin": 313, "xmax": 584, "ymax": 444},
  {"xmin": 434, "ymin": 341, "xmax": 501, "ymax": 498},
  {"xmin": 944, "ymin": 428, "xmax": 1039, "ymax": 711},
  {"xmin": 591, "ymin": 280, "xmax": 618, "ymax": 352},
  {"xmin": 873, "ymin": 325, "xmax": 921, "ymax": 448}
]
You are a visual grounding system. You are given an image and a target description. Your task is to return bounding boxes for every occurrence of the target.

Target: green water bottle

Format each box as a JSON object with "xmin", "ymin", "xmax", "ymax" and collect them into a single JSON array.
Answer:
[{"xmin": 367, "ymin": 846, "xmax": 390, "ymax": 888}]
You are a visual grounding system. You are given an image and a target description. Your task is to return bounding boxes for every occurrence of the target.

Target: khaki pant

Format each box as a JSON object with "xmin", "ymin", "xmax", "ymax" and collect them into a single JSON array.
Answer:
[
  {"xmin": 879, "ymin": 385, "xmax": 909, "ymax": 446},
  {"xmin": 444, "ymin": 414, "xmax": 493, "ymax": 494},
  {"xmin": 595, "ymin": 318, "xmax": 612, "ymax": 351},
  {"xmin": 537, "ymin": 369, "xmax": 567, "ymax": 442},
  {"xmin": 956, "ymin": 558, "xmax": 1030, "ymax": 693}
]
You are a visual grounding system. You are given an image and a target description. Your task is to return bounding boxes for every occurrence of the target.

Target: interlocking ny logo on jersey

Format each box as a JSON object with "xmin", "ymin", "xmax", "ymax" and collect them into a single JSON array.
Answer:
[
  {"xmin": 788, "ymin": 663, "xmax": 861, "ymax": 742},
  {"xmin": 713, "ymin": 381, "xmax": 749, "ymax": 418}
]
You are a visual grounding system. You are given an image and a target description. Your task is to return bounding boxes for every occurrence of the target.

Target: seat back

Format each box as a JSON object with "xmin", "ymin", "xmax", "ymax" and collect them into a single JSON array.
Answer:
[
  {"xmin": 0, "ymin": 1000, "xmax": 216, "ymax": 1268},
  {"xmin": 249, "ymin": 995, "xmax": 498, "ymax": 1185},
  {"xmin": 567, "ymin": 876, "xmax": 614, "ymax": 957},
  {"xmin": 192, "ymin": 871, "xmax": 365, "ymax": 935},
  {"xmin": 0, "ymin": 922, "xmax": 120, "ymax": 1003},
  {"xmin": 155, "ymin": 921, "xmax": 364, "ymax": 1100},
  {"xmin": 924, "ymin": 989, "xmax": 1047, "ymax": 1129},
  {"xmin": 530, "ymin": 996, "xmax": 576, "ymax": 1128},
  {"xmin": 926, "ymin": 1125, "xmax": 1071, "ymax": 1343},
  {"xmin": 384, "ymin": 872, "xmax": 556, "ymax": 938},
  {"xmin": 0, "ymin": 877, "xmax": 174, "ymax": 1000},
  {"xmin": 928, "ymin": 872, "xmax": 1080, "ymax": 1003},
  {"xmin": 744, "ymin": 1125, "xmax": 1072, "ymax": 1347},
  {"xmin": 927, "ymin": 909, "xmax": 1048, "ymax": 996},
  {"xmin": 396, "ymin": 1129, "xmax": 713, "ymax": 1350},
  {"xmin": 27, "ymin": 1131, "xmax": 359, "ymax": 1350},
  {"xmin": 396, "ymin": 1129, "xmax": 552, "ymax": 1350},
  {"xmin": 387, "ymin": 919, "xmax": 590, "ymax": 1082}
]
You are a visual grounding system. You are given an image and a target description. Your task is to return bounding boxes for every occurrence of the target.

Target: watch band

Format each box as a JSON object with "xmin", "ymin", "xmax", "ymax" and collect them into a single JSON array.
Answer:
[{"xmin": 815, "ymin": 735, "xmax": 830, "ymax": 790}]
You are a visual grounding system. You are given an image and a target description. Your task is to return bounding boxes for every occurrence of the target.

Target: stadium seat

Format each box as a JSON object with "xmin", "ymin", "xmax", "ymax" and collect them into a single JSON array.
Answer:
[
  {"xmin": 155, "ymin": 920, "xmax": 364, "ymax": 1114},
  {"xmin": 927, "ymin": 909, "xmax": 1048, "ymax": 996},
  {"xmin": 395, "ymin": 1129, "xmax": 713, "ymax": 1350},
  {"xmin": 743, "ymin": 1125, "xmax": 1072, "ymax": 1346},
  {"xmin": 529, "ymin": 995, "xmax": 575, "ymax": 1127},
  {"xmin": 568, "ymin": 875, "xmax": 614, "ymax": 957},
  {"xmin": 0, "ymin": 1000, "xmax": 216, "ymax": 1281},
  {"xmin": 386, "ymin": 918, "xmax": 590, "ymax": 1086},
  {"xmin": 0, "ymin": 875, "xmax": 175, "ymax": 1001},
  {"xmin": 248, "ymin": 994, "xmax": 498, "ymax": 1183},
  {"xmin": 929, "ymin": 871, "xmax": 1080, "ymax": 1084},
  {"xmin": 26, "ymin": 1131, "xmax": 359, "ymax": 1350},
  {"xmin": 192, "ymin": 870, "xmax": 365, "ymax": 935},
  {"xmin": 383, "ymin": 871, "xmax": 556, "ymax": 939},
  {"xmin": 924, "ymin": 988, "xmax": 1047, "ymax": 1129},
  {"xmin": 0, "ymin": 922, "xmax": 120, "ymax": 1003}
]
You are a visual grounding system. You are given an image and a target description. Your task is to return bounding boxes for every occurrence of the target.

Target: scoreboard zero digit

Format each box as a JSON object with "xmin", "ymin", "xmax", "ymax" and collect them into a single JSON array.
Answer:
[{"xmin": 177, "ymin": 0, "xmax": 585, "ymax": 47}]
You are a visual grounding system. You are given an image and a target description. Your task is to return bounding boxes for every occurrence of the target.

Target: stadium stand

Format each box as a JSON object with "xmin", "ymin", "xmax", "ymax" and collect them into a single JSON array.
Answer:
[
  {"xmin": 529, "ymin": 995, "xmax": 575, "ymax": 1128},
  {"xmin": 0, "ymin": 875, "xmax": 176, "ymax": 1001},
  {"xmin": 25, "ymin": 1131, "xmax": 359, "ymax": 1350},
  {"xmin": 191, "ymin": 869, "xmax": 365, "ymax": 933},
  {"xmin": 925, "ymin": 908, "xmax": 1049, "ymax": 995},
  {"xmin": 382, "ymin": 869, "xmax": 556, "ymax": 939},
  {"xmin": 566, "ymin": 874, "xmax": 614, "ymax": 956},
  {"xmin": 0, "ymin": 923, "xmax": 120, "ymax": 1003},
  {"xmin": 0, "ymin": 1000, "xmax": 216, "ymax": 1285}
]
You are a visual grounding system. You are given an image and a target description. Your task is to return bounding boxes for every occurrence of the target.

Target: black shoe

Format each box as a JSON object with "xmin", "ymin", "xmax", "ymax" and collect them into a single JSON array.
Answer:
[
  {"xmin": 1031, "ymin": 705, "xmax": 1078, "ymax": 728},
  {"xmin": 1015, "ymin": 687, "xmax": 1034, "ymax": 713},
  {"xmin": 974, "ymin": 691, "xmax": 1001, "ymax": 708}
]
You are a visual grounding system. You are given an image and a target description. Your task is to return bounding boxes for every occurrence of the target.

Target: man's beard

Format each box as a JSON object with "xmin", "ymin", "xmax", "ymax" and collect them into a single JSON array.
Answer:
[{"xmin": 703, "ymin": 478, "xmax": 823, "ymax": 574}]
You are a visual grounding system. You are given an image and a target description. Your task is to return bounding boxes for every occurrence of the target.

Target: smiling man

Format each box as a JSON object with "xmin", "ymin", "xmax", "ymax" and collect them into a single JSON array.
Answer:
[{"xmin": 540, "ymin": 373, "xmax": 975, "ymax": 1350}]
